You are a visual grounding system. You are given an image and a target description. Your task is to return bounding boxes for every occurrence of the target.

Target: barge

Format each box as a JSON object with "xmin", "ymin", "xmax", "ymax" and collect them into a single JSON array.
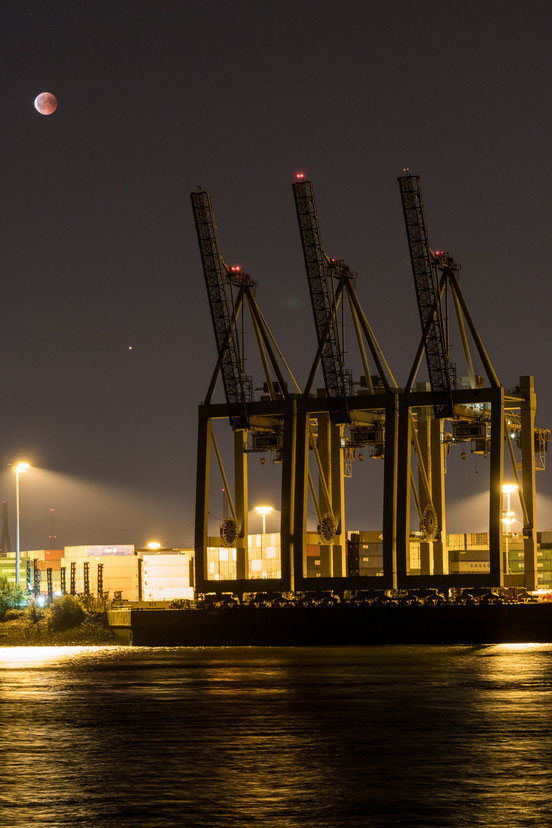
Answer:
[{"xmin": 108, "ymin": 600, "xmax": 552, "ymax": 647}]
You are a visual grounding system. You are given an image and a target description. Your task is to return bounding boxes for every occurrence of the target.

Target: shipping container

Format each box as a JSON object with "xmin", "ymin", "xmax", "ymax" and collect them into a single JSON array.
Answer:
[
  {"xmin": 360, "ymin": 555, "xmax": 383, "ymax": 567},
  {"xmin": 143, "ymin": 576, "xmax": 190, "ymax": 588},
  {"xmin": 537, "ymin": 531, "xmax": 552, "ymax": 545},
  {"xmin": 64, "ymin": 544, "xmax": 135, "ymax": 557},
  {"xmin": 456, "ymin": 561, "xmax": 491, "ymax": 572},
  {"xmin": 359, "ymin": 531, "xmax": 384, "ymax": 544},
  {"xmin": 358, "ymin": 567, "xmax": 384, "ymax": 576},
  {"xmin": 449, "ymin": 550, "xmax": 490, "ymax": 562},
  {"xmin": 143, "ymin": 587, "xmax": 194, "ymax": 601},
  {"xmin": 45, "ymin": 549, "xmax": 64, "ymax": 561}
]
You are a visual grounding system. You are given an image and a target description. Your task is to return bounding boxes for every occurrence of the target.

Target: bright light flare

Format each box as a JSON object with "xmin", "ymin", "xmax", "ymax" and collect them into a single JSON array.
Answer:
[
  {"xmin": 0, "ymin": 646, "xmax": 91, "ymax": 668},
  {"xmin": 15, "ymin": 462, "xmax": 30, "ymax": 474},
  {"xmin": 502, "ymin": 483, "xmax": 518, "ymax": 494}
]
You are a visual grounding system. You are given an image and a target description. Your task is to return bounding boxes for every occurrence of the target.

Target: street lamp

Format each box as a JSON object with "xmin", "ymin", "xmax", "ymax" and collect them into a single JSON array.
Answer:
[
  {"xmin": 502, "ymin": 483, "xmax": 518, "ymax": 575},
  {"xmin": 255, "ymin": 505, "xmax": 273, "ymax": 535},
  {"xmin": 14, "ymin": 462, "xmax": 30, "ymax": 586},
  {"xmin": 502, "ymin": 483, "xmax": 517, "ymax": 530}
]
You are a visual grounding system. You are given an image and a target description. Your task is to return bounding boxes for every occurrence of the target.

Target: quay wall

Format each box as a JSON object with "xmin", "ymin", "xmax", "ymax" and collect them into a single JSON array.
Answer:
[{"xmin": 108, "ymin": 604, "xmax": 552, "ymax": 647}]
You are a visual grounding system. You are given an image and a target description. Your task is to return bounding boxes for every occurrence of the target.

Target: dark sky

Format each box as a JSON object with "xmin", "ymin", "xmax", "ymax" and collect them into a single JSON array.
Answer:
[{"xmin": 2, "ymin": 0, "xmax": 552, "ymax": 550}]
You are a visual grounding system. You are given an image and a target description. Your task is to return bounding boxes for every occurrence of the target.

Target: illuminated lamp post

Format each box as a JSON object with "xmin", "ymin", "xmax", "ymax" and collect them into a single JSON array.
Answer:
[
  {"xmin": 502, "ymin": 483, "xmax": 518, "ymax": 574},
  {"xmin": 255, "ymin": 506, "xmax": 273, "ymax": 578},
  {"xmin": 255, "ymin": 505, "xmax": 273, "ymax": 536},
  {"xmin": 14, "ymin": 462, "xmax": 30, "ymax": 586}
]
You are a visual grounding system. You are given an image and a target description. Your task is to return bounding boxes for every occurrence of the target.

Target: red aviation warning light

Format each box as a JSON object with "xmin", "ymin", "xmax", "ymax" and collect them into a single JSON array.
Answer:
[
  {"xmin": 230, "ymin": 265, "xmax": 241, "ymax": 272},
  {"xmin": 295, "ymin": 172, "xmax": 305, "ymax": 180}
]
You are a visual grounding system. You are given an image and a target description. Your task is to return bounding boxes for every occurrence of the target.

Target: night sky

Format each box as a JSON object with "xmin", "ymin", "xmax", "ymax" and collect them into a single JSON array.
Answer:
[{"xmin": 2, "ymin": 1, "xmax": 551, "ymax": 550}]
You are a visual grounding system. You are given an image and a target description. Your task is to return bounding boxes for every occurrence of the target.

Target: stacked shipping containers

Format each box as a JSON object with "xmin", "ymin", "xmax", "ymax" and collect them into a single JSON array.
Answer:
[
  {"xmin": 206, "ymin": 534, "xmax": 282, "ymax": 581},
  {"xmin": 11, "ymin": 529, "xmax": 551, "ymax": 598},
  {"xmin": 360, "ymin": 531, "xmax": 383, "ymax": 577},
  {"xmin": 534, "ymin": 532, "xmax": 552, "ymax": 588},
  {"xmin": 36, "ymin": 550, "xmax": 64, "ymax": 594},
  {"xmin": 448, "ymin": 533, "xmax": 490, "ymax": 573},
  {"xmin": 247, "ymin": 534, "xmax": 281, "ymax": 579},
  {"xmin": 141, "ymin": 553, "xmax": 193, "ymax": 601},
  {"xmin": 206, "ymin": 545, "xmax": 237, "ymax": 580},
  {"xmin": 61, "ymin": 549, "xmax": 140, "ymax": 601},
  {"xmin": 0, "ymin": 557, "xmax": 27, "ymax": 585}
]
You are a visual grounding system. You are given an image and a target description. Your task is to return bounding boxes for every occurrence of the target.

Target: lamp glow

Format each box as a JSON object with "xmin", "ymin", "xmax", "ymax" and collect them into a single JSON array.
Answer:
[
  {"xmin": 13, "ymin": 462, "xmax": 31, "ymax": 586},
  {"xmin": 255, "ymin": 505, "xmax": 273, "ymax": 535}
]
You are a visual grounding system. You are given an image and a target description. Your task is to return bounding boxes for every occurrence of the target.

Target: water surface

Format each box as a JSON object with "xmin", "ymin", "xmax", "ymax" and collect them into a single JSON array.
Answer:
[{"xmin": 1, "ymin": 645, "xmax": 551, "ymax": 826}]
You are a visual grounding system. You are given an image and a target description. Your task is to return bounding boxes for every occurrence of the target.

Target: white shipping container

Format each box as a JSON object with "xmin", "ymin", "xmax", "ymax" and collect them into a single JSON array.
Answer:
[
  {"xmin": 143, "ymin": 553, "xmax": 190, "ymax": 565},
  {"xmin": 143, "ymin": 575, "xmax": 190, "ymax": 586},
  {"xmin": 143, "ymin": 587, "xmax": 194, "ymax": 601},
  {"xmin": 143, "ymin": 562, "xmax": 189, "ymax": 573},
  {"xmin": 143, "ymin": 573, "xmax": 189, "ymax": 586},
  {"xmin": 64, "ymin": 545, "xmax": 135, "ymax": 557}
]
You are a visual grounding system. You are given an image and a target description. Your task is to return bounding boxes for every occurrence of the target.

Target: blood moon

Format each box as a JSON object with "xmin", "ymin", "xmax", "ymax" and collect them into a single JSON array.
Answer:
[{"xmin": 34, "ymin": 92, "xmax": 57, "ymax": 115}]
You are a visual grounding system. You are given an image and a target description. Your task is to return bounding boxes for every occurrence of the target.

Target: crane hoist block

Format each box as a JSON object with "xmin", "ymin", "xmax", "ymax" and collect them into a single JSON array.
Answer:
[
  {"xmin": 452, "ymin": 421, "xmax": 488, "ymax": 441},
  {"xmin": 250, "ymin": 432, "xmax": 283, "ymax": 452},
  {"xmin": 349, "ymin": 427, "xmax": 385, "ymax": 446}
]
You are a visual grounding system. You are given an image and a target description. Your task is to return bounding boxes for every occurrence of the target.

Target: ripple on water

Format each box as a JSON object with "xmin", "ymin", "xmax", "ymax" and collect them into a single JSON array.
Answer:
[{"xmin": 1, "ymin": 645, "xmax": 551, "ymax": 827}]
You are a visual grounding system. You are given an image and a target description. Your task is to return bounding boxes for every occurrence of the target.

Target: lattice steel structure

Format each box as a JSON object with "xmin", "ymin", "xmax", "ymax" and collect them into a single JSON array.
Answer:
[
  {"xmin": 398, "ymin": 173, "xmax": 454, "ymax": 419},
  {"xmin": 293, "ymin": 178, "xmax": 350, "ymax": 424},
  {"xmin": 191, "ymin": 190, "xmax": 249, "ymax": 430}
]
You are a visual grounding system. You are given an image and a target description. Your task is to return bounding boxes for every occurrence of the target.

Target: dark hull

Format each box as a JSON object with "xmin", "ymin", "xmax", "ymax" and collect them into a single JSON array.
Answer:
[{"xmin": 109, "ymin": 603, "xmax": 552, "ymax": 647}]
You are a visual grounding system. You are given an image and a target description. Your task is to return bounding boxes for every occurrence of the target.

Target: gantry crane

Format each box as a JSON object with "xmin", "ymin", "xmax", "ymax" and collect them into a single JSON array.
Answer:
[
  {"xmin": 191, "ymin": 176, "xmax": 548, "ymax": 596},
  {"xmin": 292, "ymin": 175, "xmax": 407, "ymax": 585},
  {"xmin": 291, "ymin": 174, "xmax": 452, "ymax": 588},
  {"xmin": 191, "ymin": 189, "xmax": 305, "ymax": 593},
  {"xmin": 397, "ymin": 172, "xmax": 548, "ymax": 591}
]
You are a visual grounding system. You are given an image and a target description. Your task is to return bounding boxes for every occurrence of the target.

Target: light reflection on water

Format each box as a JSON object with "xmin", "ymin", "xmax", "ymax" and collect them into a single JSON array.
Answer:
[
  {"xmin": 1, "ymin": 644, "xmax": 552, "ymax": 827},
  {"xmin": 0, "ymin": 645, "xmax": 109, "ymax": 668}
]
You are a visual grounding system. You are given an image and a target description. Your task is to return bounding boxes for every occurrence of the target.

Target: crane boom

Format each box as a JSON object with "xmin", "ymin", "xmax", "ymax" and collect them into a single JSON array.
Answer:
[
  {"xmin": 293, "ymin": 178, "xmax": 350, "ymax": 424},
  {"xmin": 191, "ymin": 190, "xmax": 249, "ymax": 430},
  {"xmin": 398, "ymin": 173, "xmax": 454, "ymax": 419}
]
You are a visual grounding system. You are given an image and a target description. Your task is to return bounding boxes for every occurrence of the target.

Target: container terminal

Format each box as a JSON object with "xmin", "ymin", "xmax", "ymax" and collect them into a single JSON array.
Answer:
[
  {"xmin": 189, "ymin": 173, "xmax": 550, "ymax": 603},
  {"xmin": 3, "ymin": 172, "xmax": 552, "ymax": 645}
]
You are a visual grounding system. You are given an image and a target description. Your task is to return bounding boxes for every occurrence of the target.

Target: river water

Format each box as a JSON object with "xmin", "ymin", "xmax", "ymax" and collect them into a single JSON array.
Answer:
[{"xmin": 0, "ymin": 645, "xmax": 551, "ymax": 827}]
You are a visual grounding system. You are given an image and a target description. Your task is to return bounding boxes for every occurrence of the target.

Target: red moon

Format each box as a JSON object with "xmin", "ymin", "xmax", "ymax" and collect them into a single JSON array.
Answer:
[{"xmin": 34, "ymin": 92, "xmax": 57, "ymax": 115}]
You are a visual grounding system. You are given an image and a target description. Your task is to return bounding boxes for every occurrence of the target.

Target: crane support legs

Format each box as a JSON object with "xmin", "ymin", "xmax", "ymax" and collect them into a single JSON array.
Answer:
[
  {"xmin": 393, "ymin": 385, "xmax": 508, "ymax": 591},
  {"xmin": 194, "ymin": 381, "xmax": 539, "ymax": 595},
  {"xmin": 521, "ymin": 376, "xmax": 538, "ymax": 591}
]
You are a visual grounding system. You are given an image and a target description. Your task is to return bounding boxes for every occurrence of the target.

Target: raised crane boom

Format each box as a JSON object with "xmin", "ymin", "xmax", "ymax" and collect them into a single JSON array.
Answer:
[
  {"xmin": 398, "ymin": 172, "xmax": 454, "ymax": 419},
  {"xmin": 293, "ymin": 177, "xmax": 350, "ymax": 424},
  {"xmin": 191, "ymin": 190, "xmax": 249, "ymax": 430}
]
